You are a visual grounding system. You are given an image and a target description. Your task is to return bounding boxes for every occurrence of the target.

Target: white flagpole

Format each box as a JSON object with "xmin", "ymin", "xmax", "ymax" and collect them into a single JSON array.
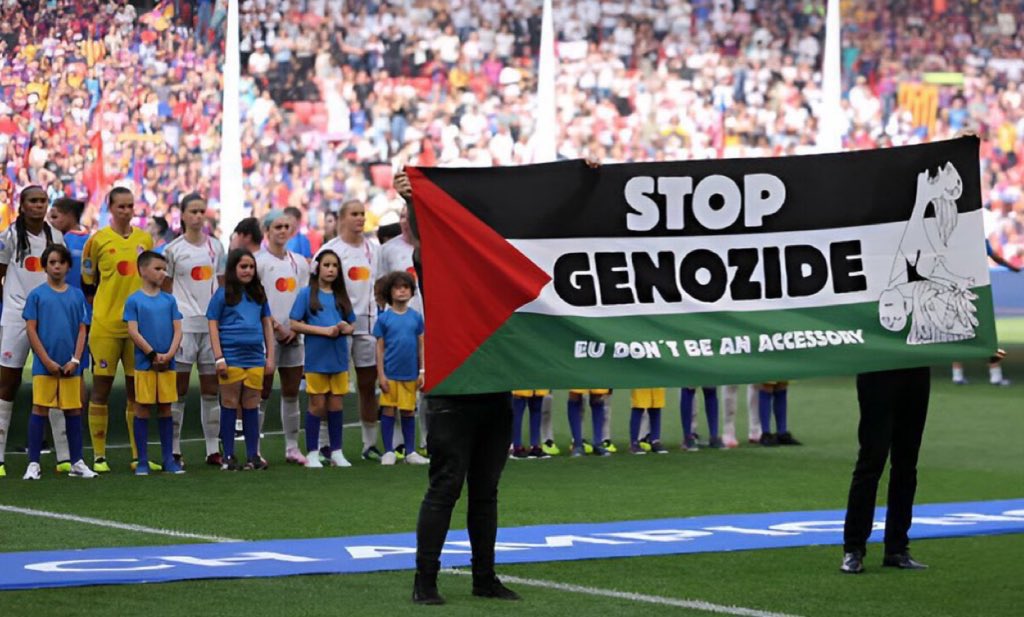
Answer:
[
  {"xmin": 531, "ymin": 0, "xmax": 557, "ymax": 163},
  {"xmin": 219, "ymin": 0, "xmax": 244, "ymax": 248},
  {"xmin": 817, "ymin": 0, "xmax": 843, "ymax": 153}
]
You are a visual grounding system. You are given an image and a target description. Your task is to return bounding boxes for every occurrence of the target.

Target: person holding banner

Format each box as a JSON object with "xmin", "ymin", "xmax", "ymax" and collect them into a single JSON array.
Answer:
[
  {"xmin": 842, "ymin": 163, "xmax": 968, "ymax": 573},
  {"xmin": 393, "ymin": 170, "xmax": 519, "ymax": 605}
]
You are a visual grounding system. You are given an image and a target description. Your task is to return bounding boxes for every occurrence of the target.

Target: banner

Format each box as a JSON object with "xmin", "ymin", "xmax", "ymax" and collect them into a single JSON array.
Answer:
[{"xmin": 409, "ymin": 138, "xmax": 996, "ymax": 395}]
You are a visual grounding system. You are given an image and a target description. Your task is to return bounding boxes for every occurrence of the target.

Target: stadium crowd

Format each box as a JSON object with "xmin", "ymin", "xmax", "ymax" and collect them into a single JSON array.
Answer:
[
  {"xmin": 0, "ymin": 0, "xmax": 1021, "ymax": 478},
  {"xmin": 0, "ymin": 0, "xmax": 222, "ymax": 233},
  {"xmin": 0, "ymin": 1, "xmax": 1019, "ymax": 262},
  {"xmin": 232, "ymin": 0, "xmax": 1024, "ymax": 268}
]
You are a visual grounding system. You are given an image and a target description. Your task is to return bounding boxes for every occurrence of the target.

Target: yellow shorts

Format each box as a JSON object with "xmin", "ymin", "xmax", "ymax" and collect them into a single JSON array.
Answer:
[
  {"xmin": 569, "ymin": 388, "xmax": 610, "ymax": 395},
  {"xmin": 219, "ymin": 366, "xmax": 265, "ymax": 390},
  {"xmin": 631, "ymin": 388, "xmax": 666, "ymax": 409},
  {"xmin": 135, "ymin": 370, "xmax": 178, "ymax": 405},
  {"xmin": 89, "ymin": 334, "xmax": 135, "ymax": 377},
  {"xmin": 512, "ymin": 389, "xmax": 551, "ymax": 398},
  {"xmin": 32, "ymin": 375, "xmax": 83, "ymax": 410},
  {"xmin": 380, "ymin": 379, "xmax": 418, "ymax": 411},
  {"xmin": 306, "ymin": 372, "xmax": 349, "ymax": 396}
]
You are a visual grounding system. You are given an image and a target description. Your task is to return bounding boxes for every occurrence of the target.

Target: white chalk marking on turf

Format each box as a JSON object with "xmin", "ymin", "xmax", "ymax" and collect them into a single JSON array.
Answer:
[
  {"xmin": 443, "ymin": 569, "xmax": 803, "ymax": 617},
  {"xmin": 0, "ymin": 505, "xmax": 243, "ymax": 544}
]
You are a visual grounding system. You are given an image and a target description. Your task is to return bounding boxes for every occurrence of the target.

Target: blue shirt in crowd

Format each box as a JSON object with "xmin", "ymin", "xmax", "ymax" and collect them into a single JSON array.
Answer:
[
  {"xmin": 124, "ymin": 289, "xmax": 183, "ymax": 371},
  {"xmin": 289, "ymin": 286, "xmax": 356, "ymax": 375},
  {"xmin": 372, "ymin": 307, "xmax": 424, "ymax": 381},
  {"xmin": 22, "ymin": 283, "xmax": 89, "ymax": 377},
  {"xmin": 206, "ymin": 287, "xmax": 271, "ymax": 368}
]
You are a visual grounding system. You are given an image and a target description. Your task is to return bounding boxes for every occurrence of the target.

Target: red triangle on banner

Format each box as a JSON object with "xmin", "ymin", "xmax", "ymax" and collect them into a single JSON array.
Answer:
[{"xmin": 407, "ymin": 169, "xmax": 551, "ymax": 392}]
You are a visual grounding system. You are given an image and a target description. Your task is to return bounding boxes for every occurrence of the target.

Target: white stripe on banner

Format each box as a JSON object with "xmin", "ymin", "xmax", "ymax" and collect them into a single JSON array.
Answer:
[
  {"xmin": 512, "ymin": 211, "xmax": 989, "ymax": 318},
  {"xmin": 0, "ymin": 505, "xmax": 242, "ymax": 544},
  {"xmin": 443, "ymin": 569, "xmax": 804, "ymax": 617}
]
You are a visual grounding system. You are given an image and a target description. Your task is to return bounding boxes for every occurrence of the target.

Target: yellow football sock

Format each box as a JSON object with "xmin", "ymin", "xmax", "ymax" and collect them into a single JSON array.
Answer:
[
  {"xmin": 126, "ymin": 407, "xmax": 138, "ymax": 459},
  {"xmin": 88, "ymin": 403, "xmax": 108, "ymax": 459}
]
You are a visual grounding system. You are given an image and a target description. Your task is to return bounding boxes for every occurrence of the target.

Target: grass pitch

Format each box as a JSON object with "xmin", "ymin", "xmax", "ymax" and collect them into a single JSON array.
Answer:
[{"xmin": 0, "ymin": 319, "xmax": 1021, "ymax": 617}]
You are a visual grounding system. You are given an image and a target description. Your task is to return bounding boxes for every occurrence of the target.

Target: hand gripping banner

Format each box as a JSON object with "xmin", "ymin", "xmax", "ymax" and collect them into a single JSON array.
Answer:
[{"xmin": 408, "ymin": 137, "xmax": 997, "ymax": 395}]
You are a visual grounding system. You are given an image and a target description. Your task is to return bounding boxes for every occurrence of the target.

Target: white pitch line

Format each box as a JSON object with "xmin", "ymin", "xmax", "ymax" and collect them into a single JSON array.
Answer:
[
  {"xmin": 0, "ymin": 505, "xmax": 243, "ymax": 544},
  {"xmin": 443, "ymin": 569, "xmax": 804, "ymax": 617}
]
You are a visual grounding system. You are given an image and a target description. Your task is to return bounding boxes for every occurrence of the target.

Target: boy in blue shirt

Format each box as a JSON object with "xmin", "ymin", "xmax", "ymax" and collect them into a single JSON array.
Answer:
[
  {"xmin": 373, "ymin": 271, "xmax": 427, "ymax": 466},
  {"xmin": 49, "ymin": 197, "xmax": 92, "ymax": 473},
  {"xmin": 22, "ymin": 245, "xmax": 96, "ymax": 479},
  {"xmin": 124, "ymin": 251, "xmax": 184, "ymax": 475}
]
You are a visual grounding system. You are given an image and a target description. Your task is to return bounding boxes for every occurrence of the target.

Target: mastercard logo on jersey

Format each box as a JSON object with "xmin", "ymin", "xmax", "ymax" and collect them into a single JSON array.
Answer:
[
  {"xmin": 24, "ymin": 256, "xmax": 42, "ymax": 272},
  {"xmin": 348, "ymin": 266, "xmax": 370, "ymax": 281},
  {"xmin": 406, "ymin": 266, "xmax": 418, "ymax": 279},
  {"xmin": 116, "ymin": 260, "xmax": 137, "ymax": 276},
  {"xmin": 275, "ymin": 277, "xmax": 297, "ymax": 292},
  {"xmin": 191, "ymin": 265, "xmax": 214, "ymax": 281}
]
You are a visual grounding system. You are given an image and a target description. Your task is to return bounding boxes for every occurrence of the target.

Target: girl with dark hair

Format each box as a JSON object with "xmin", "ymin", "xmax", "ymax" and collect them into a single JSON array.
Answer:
[
  {"xmin": 317, "ymin": 200, "xmax": 382, "ymax": 461},
  {"xmin": 0, "ymin": 185, "xmax": 65, "ymax": 478},
  {"xmin": 288, "ymin": 249, "xmax": 356, "ymax": 468},
  {"xmin": 206, "ymin": 248, "xmax": 275, "ymax": 471}
]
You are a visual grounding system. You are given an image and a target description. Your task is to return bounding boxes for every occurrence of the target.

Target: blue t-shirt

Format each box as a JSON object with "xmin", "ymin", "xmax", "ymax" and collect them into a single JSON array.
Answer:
[
  {"xmin": 286, "ymin": 233, "xmax": 312, "ymax": 259},
  {"xmin": 63, "ymin": 228, "xmax": 92, "ymax": 326},
  {"xmin": 371, "ymin": 307, "xmax": 424, "ymax": 381},
  {"xmin": 22, "ymin": 284, "xmax": 89, "ymax": 377},
  {"xmin": 288, "ymin": 287, "xmax": 356, "ymax": 375},
  {"xmin": 124, "ymin": 290, "xmax": 183, "ymax": 371},
  {"xmin": 206, "ymin": 287, "xmax": 271, "ymax": 368},
  {"xmin": 63, "ymin": 229, "xmax": 90, "ymax": 290}
]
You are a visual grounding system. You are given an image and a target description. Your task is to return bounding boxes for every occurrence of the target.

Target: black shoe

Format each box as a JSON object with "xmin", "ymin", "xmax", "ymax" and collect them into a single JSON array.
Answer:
[
  {"xmin": 840, "ymin": 551, "xmax": 865, "ymax": 574},
  {"xmin": 472, "ymin": 576, "xmax": 521, "ymax": 600},
  {"xmin": 412, "ymin": 574, "xmax": 445, "ymax": 605},
  {"xmin": 243, "ymin": 457, "xmax": 269, "ymax": 471},
  {"xmin": 220, "ymin": 456, "xmax": 239, "ymax": 471},
  {"xmin": 776, "ymin": 431, "xmax": 802, "ymax": 446},
  {"xmin": 759, "ymin": 432, "xmax": 778, "ymax": 446},
  {"xmin": 882, "ymin": 552, "xmax": 928, "ymax": 570}
]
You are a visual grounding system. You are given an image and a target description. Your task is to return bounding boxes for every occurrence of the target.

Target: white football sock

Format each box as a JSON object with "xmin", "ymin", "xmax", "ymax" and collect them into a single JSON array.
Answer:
[
  {"xmin": 540, "ymin": 394, "xmax": 553, "ymax": 443},
  {"xmin": 200, "ymin": 394, "xmax": 220, "ymax": 456},
  {"xmin": 170, "ymin": 400, "xmax": 186, "ymax": 455},
  {"xmin": 361, "ymin": 421, "xmax": 378, "ymax": 451},
  {"xmin": 0, "ymin": 399, "xmax": 13, "ymax": 463},
  {"xmin": 721, "ymin": 385, "xmax": 738, "ymax": 441},
  {"xmin": 281, "ymin": 396, "xmax": 300, "ymax": 451},
  {"xmin": 747, "ymin": 384, "xmax": 761, "ymax": 439},
  {"xmin": 48, "ymin": 408, "xmax": 69, "ymax": 462}
]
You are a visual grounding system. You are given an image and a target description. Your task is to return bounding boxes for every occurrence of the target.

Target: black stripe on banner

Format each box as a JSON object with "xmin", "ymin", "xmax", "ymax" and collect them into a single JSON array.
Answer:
[{"xmin": 416, "ymin": 138, "xmax": 981, "ymax": 239}]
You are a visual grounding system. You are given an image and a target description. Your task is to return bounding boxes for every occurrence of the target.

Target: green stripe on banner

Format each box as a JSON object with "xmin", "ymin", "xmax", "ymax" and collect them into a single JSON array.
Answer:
[{"xmin": 432, "ymin": 287, "xmax": 996, "ymax": 394}]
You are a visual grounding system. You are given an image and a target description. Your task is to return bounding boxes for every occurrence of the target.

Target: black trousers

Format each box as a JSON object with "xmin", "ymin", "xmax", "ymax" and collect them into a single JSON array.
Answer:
[
  {"xmin": 415, "ymin": 393, "xmax": 512, "ymax": 580},
  {"xmin": 843, "ymin": 367, "xmax": 930, "ymax": 555}
]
